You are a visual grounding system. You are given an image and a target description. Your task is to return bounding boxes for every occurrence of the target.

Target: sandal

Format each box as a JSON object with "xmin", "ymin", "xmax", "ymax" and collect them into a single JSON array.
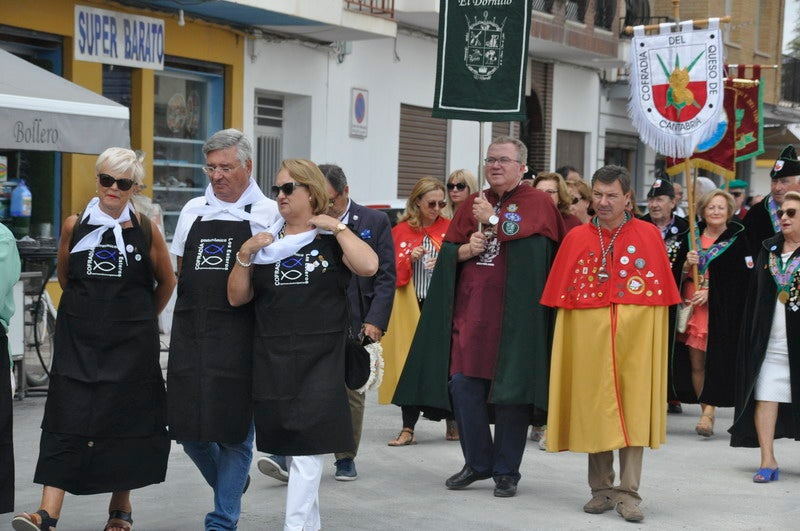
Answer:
[
  {"xmin": 387, "ymin": 428, "xmax": 417, "ymax": 446},
  {"xmin": 12, "ymin": 510, "xmax": 58, "ymax": 531},
  {"xmin": 695, "ymin": 414, "xmax": 714, "ymax": 437},
  {"xmin": 753, "ymin": 467, "xmax": 779, "ymax": 483},
  {"xmin": 103, "ymin": 510, "xmax": 133, "ymax": 531},
  {"xmin": 445, "ymin": 419, "xmax": 460, "ymax": 441}
]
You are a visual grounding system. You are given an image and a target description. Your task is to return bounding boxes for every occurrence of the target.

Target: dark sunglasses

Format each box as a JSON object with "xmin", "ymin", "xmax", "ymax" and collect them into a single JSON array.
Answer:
[
  {"xmin": 777, "ymin": 208, "xmax": 797, "ymax": 219},
  {"xmin": 271, "ymin": 182, "xmax": 307, "ymax": 197},
  {"xmin": 447, "ymin": 182, "xmax": 467, "ymax": 191},
  {"xmin": 426, "ymin": 200, "xmax": 447, "ymax": 209},
  {"xmin": 571, "ymin": 197, "xmax": 581, "ymax": 205},
  {"xmin": 730, "ymin": 191, "xmax": 743, "ymax": 197},
  {"xmin": 98, "ymin": 173, "xmax": 135, "ymax": 191}
]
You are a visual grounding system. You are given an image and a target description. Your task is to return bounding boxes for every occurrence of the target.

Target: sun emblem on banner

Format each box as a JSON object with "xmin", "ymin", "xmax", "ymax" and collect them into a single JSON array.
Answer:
[{"xmin": 464, "ymin": 11, "xmax": 506, "ymax": 81}]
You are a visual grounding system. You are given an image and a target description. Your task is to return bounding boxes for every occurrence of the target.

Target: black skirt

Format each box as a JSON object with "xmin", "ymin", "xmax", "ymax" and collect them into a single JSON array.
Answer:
[{"xmin": 33, "ymin": 429, "xmax": 170, "ymax": 495}]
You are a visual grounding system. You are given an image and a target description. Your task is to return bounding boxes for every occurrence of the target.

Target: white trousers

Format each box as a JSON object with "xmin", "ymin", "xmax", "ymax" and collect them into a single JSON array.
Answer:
[{"xmin": 284, "ymin": 455, "xmax": 323, "ymax": 531}]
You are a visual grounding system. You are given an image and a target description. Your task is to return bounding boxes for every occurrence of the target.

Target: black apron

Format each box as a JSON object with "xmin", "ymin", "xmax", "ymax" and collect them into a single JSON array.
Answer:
[
  {"xmin": 251, "ymin": 235, "xmax": 354, "ymax": 455},
  {"xmin": 36, "ymin": 213, "xmax": 169, "ymax": 494},
  {"xmin": 167, "ymin": 207, "xmax": 254, "ymax": 443}
]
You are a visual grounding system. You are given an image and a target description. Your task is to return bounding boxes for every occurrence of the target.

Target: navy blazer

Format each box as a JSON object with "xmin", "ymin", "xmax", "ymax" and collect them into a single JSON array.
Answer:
[{"xmin": 345, "ymin": 201, "xmax": 396, "ymax": 336}]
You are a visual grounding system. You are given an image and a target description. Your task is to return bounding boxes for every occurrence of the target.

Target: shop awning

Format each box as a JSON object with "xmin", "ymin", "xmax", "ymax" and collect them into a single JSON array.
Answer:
[{"xmin": 0, "ymin": 48, "xmax": 130, "ymax": 154}]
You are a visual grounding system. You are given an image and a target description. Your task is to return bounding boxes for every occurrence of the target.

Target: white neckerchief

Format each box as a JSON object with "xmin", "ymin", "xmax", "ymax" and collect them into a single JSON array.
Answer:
[
  {"xmin": 252, "ymin": 218, "xmax": 318, "ymax": 265},
  {"xmin": 184, "ymin": 178, "xmax": 266, "ymax": 222},
  {"xmin": 70, "ymin": 197, "xmax": 132, "ymax": 264}
]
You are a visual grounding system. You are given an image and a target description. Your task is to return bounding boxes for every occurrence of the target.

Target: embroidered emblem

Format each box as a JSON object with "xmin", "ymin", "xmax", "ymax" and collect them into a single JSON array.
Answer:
[
  {"xmin": 507, "ymin": 203, "xmax": 518, "ymax": 212},
  {"xmin": 745, "ymin": 256, "xmax": 754, "ymax": 268},
  {"xmin": 275, "ymin": 253, "xmax": 309, "ymax": 285},
  {"xmin": 504, "ymin": 212, "xmax": 522, "ymax": 223},
  {"xmin": 634, "ymin": 258, "xmax": 646, "ymax": 269},
  {"xmin": 464, "ymin": 11, "xmax": 505, "ymax": 80},
  {"xmin": 195, "ymin": 238, "xmax": 234, "ymax": 271},
  {"xmin": 774, "ymin": 160, "xmax": 785, "ymax": 172},
  {"xmin": 477, "ymin": 234, "xmax": 501, "ymax": 266},
  {"xmin": 501, "ymin": 221, "xmax": 519, "ymax": 236},
  {"xmin": 360, "ymin": 229, "xmax": 372, "ymax": 240},
  {"xmin": 87, "ymin": 244, "xmax": 124, "ymax": 278}
]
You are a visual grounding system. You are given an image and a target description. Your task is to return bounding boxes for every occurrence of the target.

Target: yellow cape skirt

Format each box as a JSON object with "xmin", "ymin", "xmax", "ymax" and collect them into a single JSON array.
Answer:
[
  {"xmin": 546, "ymin": 304, "xmax": 670, "ymax": 453},
  {"xmin": 378, "ymin": 283, "xmax": 420, "ymax": 404}
]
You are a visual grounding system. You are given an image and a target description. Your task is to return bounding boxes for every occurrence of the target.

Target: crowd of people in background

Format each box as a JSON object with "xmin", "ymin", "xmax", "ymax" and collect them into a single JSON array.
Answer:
[{"xmin": 5, "ymin": 132, "xmax": 800, "ymax": 529}]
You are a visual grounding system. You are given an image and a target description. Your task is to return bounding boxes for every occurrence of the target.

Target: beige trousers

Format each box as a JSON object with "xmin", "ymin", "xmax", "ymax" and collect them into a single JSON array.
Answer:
[{"xmin": 587, "ymin": 446, "xmax": 643, "ymax": 501}]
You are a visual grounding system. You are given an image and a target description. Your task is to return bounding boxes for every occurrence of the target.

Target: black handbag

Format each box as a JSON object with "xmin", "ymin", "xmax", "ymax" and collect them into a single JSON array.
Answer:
[{"xmin": 345, "ymin": 335, "xmax": 371, "ymax": 391}]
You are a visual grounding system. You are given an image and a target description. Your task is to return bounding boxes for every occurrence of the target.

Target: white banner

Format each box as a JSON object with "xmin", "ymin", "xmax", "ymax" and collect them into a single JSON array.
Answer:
[
  {"xmin": 74, "ymin": 5, "xmax": 165, "ymax": 70},
  {"xmin": 627, "ymin": 19, "xmax": 724, "ymax": 159}
]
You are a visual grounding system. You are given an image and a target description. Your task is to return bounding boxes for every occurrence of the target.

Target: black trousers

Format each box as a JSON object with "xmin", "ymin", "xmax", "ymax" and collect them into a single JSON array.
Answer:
[
  {"xmin": 0, "ymin": 332, "xmax": 14, "ymax": 513},
  {"xmin": 449, "ymin": 373, "xmax": 529, "ymax": 482}
]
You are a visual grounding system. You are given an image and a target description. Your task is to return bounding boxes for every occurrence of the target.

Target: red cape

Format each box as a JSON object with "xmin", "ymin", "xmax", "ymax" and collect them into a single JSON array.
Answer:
[
  {"xmin": 391, "ymin": 216, "xmax": 450, "ymax": 288},
  {"xmin": 541, "ymin": 217, "xmax": 681, "ymax": 309}
]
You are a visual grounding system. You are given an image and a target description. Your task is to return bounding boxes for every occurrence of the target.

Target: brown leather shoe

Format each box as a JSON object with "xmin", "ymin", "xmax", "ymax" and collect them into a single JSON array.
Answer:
[
  {"xmin": 616, "ymin": 499, "xmax": 644, "ymax": 522},
  {"xmin": 583, "ymin": 494, "xmax": 615, "ymax": 514}
]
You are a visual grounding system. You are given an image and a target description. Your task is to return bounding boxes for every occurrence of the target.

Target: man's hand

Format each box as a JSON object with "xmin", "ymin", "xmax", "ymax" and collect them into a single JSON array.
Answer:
[
  {"xmin": 468, "ymin": 231, "xmax": 488, "ymax": 257},
  {"xmin": 472, "ymin": 193, "xmax": 495, "ymax": 225},
  {"xmin": 363, "ymin": 323, "xmax": 383, "ymax": 342}
]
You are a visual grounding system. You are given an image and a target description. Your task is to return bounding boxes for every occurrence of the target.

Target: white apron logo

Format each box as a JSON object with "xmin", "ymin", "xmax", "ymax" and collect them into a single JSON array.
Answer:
[{"xmin": 195, "ymin": 238, "xmax": 233, "ymax": 271}]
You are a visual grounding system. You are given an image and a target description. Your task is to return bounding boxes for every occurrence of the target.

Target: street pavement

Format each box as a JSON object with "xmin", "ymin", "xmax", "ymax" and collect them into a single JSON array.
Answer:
[{"xmin": 5, "ymin": 357, "xmax": 799, "ymax": 530}]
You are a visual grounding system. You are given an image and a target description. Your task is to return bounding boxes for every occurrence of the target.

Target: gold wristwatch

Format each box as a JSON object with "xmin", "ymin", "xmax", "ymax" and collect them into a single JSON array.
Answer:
[{"xmin": 332, "ymin": 222, "xmax": 348, "ymax": 235}]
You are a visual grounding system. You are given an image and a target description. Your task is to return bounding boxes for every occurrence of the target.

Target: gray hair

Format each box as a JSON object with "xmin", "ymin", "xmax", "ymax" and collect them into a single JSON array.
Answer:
[
  {"xmin": 95, "ymin": 147, "xmax": 145, "ymax": 185},
  {"xmin": 319, "ymin": 164, "xmax": 348, "ymax": 194},
  {"xmin": 202, "ymin": 128, "xmax": 253, "ymax": 166},
  {"xmin": 591, "ymin": 165, "xmax": 632, "ymax": 194},
  {"xmin": 490, "ymin": 135, "xmax": 528, "ymax": 165}
]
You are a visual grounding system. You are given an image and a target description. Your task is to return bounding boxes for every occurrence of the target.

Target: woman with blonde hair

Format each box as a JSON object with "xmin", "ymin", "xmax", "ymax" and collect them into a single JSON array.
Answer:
[
  {"xmin": 13, "ymin": 148, "xmax": 175, "ymax": 531},
  {"xmin": 381, "ymin": 177, "xmax": 455, "ymax": 445},
  {"xmin": 228, "ymin": 158, "xmax": 377, "ymax": 530},
  {"xmin": 534, "ymin": 172, "xmax": 583, "ymax": 231},
  {"xmin": 675, "ymin": 189, "xmax": 751, "ymax": 437},
  {"xmin": 442, "ymin": 169, "xmax": 479, "ymax": 219}
]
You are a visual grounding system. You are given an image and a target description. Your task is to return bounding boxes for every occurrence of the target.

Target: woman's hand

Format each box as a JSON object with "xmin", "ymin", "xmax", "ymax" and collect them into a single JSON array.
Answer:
[
  {"xmin": 410, "ymin": 245, "xmax": 427, "ymax": 263},
  {"xmin": 686, "ymin": 250, "xmax": 699, "ymax": 265},
  {"xmin": 691, "ymin": 289, "xmax": 708, "ymax": 306},
  {"xmin": 240, "ymin": 231, "xmax": 274, "ymax": 257},
  {"xmin": 308, "ymin": 214, "xmax": 339, "ymax": 232}
]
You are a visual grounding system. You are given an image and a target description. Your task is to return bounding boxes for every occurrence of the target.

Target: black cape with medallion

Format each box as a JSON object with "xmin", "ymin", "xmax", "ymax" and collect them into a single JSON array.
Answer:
[
  {"xmin": 36, "ymin": 213, "xmax": 169, "ymax": 494},
  {"xmin": 641, "ymin": 214, "xmax": 689, "ymax": 402},
  {"xmin": 671, "ymin": 220, "xmax": 753, "ymax": 406},
  {"xmin": 730, "ymin": 234, "xmax": 800, "ymax": 447},
  {"xmin": 168, "ymin": 210, "xmax": 255, "ymax": 443},
  {"xmin": 251, "ymin": 234, "xmax": 354, "ymax": 455},
  {"xmin": 742, "ymin": 195, "xmax": 778, "ymax": 257}
]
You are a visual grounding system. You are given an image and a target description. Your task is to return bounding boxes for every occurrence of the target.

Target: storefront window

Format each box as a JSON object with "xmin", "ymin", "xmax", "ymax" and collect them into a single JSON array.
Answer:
[{"xmin": 152, "ymin": 65, "xmax": 223, "ymax": 240}]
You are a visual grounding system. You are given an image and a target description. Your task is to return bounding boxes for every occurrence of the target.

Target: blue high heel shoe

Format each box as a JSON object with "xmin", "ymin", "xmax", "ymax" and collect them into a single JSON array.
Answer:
[{"xmin": 753, "ymin": 467, "xmax": 779, "ymax": 483}]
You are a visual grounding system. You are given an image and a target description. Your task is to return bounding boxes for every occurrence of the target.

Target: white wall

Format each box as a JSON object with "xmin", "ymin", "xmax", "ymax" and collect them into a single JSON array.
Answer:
[
  {"xmin": 243, "ymin": 32, "xmax": 486, "ymax": 203},
  {"xmin": 551, "ymin": 63, "xmax": 601, "ymax": 173}
]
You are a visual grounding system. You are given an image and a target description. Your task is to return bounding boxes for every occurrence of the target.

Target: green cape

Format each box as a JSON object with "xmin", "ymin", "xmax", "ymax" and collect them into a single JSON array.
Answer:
[{"xmin": 392, "ymin": 236, "xmax": 555, "ymax": 410}]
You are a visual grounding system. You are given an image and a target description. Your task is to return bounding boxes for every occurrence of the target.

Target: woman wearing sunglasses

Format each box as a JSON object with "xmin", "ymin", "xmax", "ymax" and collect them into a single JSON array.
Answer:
[
  {"xmin": 568, "ymin": 179, "xmax": 593, "ymax": 224},
  {"xmin": 13, "ymin": 148, "xmax": 176, "ymax": 531},
  {"xmin": 380, "ymin": 177, "xmax": 456, "ymax": 445},
  {"xmin": 228, "ymin": 159, "xmax": 377, "ymax": 530},
  {"xmin": 731, "ymin": 191, "xmax": 800, "ymax": 483},
  {"xmin": 442, "ymin": 169, "xmax": 478, "ymax": 219},
  {"xmin": 674, "ymin": 189, "xmax": 752, "ymax": 439}
]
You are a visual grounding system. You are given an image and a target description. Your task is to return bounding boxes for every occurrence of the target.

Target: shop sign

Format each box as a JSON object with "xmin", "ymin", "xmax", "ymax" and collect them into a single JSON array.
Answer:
[{"xmin": 74, "ymin": 5, "xmax": 165, "ymax": 70}]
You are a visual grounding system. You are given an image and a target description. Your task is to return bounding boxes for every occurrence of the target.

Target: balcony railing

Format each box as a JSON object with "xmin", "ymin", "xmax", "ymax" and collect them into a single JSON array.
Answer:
[
  {"xmin": 564, "ymin": 0, "xmax": 587, "ymax": 23},
  {"xmin": 532, "ymin": 0, "xmax": 555, "ymax": 14},
  {"xmin": 783, "ymin": 56, "xmax": 800, "ymax": 105},
  {"xmin": 344, "ymin": 0, "xmax": 394, "ymax": 18}
]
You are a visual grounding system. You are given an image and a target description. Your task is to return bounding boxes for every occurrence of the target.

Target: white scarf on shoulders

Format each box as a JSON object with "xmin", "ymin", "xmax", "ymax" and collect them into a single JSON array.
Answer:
[
  {"xmin": 184, "ymin": 178, "xmax": 266, "ymax": 222},
  {"xmin": 70, "ymin": 197, "xmax": 133, "ymax": 264},
  {"xmin": 251, "ymin": 218, "xmax": 318, "ymax": 265}
]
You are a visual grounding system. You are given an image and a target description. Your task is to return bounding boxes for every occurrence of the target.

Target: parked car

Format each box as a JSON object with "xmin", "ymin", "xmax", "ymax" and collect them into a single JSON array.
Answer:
[{"xmin": 363, "ymin": 199, "xmax": 406, "ymax": 227}]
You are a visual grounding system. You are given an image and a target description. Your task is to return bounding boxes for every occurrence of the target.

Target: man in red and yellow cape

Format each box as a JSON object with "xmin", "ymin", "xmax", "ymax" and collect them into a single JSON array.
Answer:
[{"xmin": 541, "ymin": 165, "xmax": 680, "ymax": 522}]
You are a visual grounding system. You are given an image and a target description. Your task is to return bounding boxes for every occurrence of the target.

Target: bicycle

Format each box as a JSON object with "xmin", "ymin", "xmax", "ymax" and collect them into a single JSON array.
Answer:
[{"xmin": 21, "ymin": 262, "xmax": 57, "ymax": 388}]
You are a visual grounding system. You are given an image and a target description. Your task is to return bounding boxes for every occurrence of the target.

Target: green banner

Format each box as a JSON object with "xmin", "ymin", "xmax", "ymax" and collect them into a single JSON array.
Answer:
[{"xmin": 433, "ymin": 0, "xmax": 532, "ymax": 122}]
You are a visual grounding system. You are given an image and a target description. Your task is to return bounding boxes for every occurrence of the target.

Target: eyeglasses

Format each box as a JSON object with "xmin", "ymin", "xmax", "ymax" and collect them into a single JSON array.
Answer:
[
  {"xmin": 98, "ymin": 173, "xmax": 135, "ymax": 191},
  {"xmin": 447, "ymin": 182, "xmax": 467, "ymax": 191},
  {"xmin": 202, "ymin": 164, "xmax": 241, "ymax": 177},
  {"xmin": 271, "ymin": 182, "xmax": 307, "ymax": 197},
  {"xmin": 777, "ymin": 208, "xmax": 797, "ymax": 219},
  {"xmin": 425, "ymin": 200, "xmax": 447, "ymax": 209},
  {"xmin": 484, "ymin": 157, "xmax": 521, "ymax": 166}
]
